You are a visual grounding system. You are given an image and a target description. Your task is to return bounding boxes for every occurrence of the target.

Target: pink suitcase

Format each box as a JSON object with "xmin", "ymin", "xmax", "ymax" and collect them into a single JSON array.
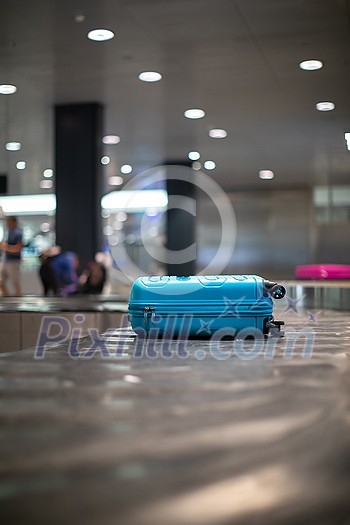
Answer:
[{"xmin": 296, "ymin": 264, "xmax": 350, "ymax": 280}]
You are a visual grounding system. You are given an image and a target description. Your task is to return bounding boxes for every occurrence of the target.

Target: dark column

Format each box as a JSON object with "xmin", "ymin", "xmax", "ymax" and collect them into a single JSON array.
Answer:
[
  {"xmin": 166, "ymin": 163, "xmax": 196, "ymax": 276},
  {"xmin": 55, "ymin": 103, "xmax": 103, "ymax": 270}
]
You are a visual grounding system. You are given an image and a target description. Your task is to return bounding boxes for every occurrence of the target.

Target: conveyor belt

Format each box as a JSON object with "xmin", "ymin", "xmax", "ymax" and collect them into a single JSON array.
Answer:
[
  {"xmin": 285, "ymin": 280, "xmax": 350, "ymax": 311},
  {"xmin": 0, "ymin": 307, "xmax": 350, "ymax": 524},
  {"xmin": 0, "ymin": 297, "xmax": 128, "ymax": 352}
]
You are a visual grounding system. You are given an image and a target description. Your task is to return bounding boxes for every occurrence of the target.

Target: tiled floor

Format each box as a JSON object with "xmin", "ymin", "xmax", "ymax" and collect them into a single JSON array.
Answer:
[{"xmin": 0, "ymin": 308, "xmax": 350, "ymax": 525}]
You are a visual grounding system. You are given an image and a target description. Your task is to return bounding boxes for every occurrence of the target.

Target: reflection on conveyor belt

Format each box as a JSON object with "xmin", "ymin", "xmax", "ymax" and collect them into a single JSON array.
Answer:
[{"xmin": 0, "ymin": 309, "xmax": 350, "ymax": 524}]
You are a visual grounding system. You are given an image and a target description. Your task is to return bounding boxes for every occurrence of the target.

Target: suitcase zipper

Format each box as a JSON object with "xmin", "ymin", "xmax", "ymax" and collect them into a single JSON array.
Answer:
[
  {"xmin": 129, "ymin": 306, "xmax": 272, "ymax": 320},
  {"xmin": 131, "ymin": 303, "xmax": 272, "ymax": 317},
  {"xmin": 144, "ymin": 306, "xmax": 156, "ymax": 325}
]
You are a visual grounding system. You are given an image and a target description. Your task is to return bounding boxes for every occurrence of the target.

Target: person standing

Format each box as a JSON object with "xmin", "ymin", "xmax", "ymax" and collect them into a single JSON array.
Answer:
[{"xmin": 0, "ymin": 216, "xmax": 23, "ymax": 296}]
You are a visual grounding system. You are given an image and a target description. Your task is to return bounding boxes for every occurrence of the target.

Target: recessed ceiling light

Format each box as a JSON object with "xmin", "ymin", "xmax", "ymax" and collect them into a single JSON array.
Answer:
[
  {"xmin": 102, "ymin": 135, "xmax": 120, "ymax": 145},
  {"xmin": 43, "ymin": 169, "xmax": 53, "ymax": 178},
  {"xmin": 110, "ymin": 176, "xmax": 123, "ymax": 186},
  {"xmin": 188, "ymin": 151, "xmax": 200, "ymax": 161},
  {"xmin": 117, "ymin": 211, "xmax": 128, "ymax": 221},
  {"xmin": 101, "ymin": 156, "xmax": 110, "ymax": 165},
  {"xmin": 184, "ymin": 109, "xmax": 205, "ymax": 119},
  {"xmin": 87, "ymin": 29, "xmax": 114, "ymax": 42},
  {"xmin": 40, "ymin": 180, "xmax": 53, "ymax": 189},
  {"xmin": 0, "ymin": 84, "xmax": 17, "ymax": 95},
  {"xmin": 316, "ymin": 101, "xmax": 335, "ymax": 112},
  {"xmin": 121, "ymin": 164, "xmax": 132, "ymax": 174},
  {"xmin": 299, "ymin": 59, "xmax": 323, "ymax": 71},
  {"xmin": 209, "ymin": 129, "xmax": 227, "ymax": 139},
  {"xmin": 103, "ymin": 225, "xmax": 114, "ymax": 236},
  {"xmin": 192, "ymin": 162, "xmax": 202, "ymax": 171},
  {"xmin": 74, "ymin": 14, "xmax": 85, "ymax": 23},
  {"xmin": 138, "ymin": 71, "xmax": 162, "ymax": 82},
  {"xmin": 40, "ymin": 222, "xmax": 51, "ymax": 233},
  {"xmin": 259, "ymin": 170, "xmax": 274, "ymax": 180},
  {"xmin": 16, "ymin": 161, "xmax": 26, "ymax": 170},
  {"xmin": 204, "ymin": 160, "xmax": 216, "ymax": 170},
  {"xmin": 5, "ymin": 141, "xmax": 21, "ymax": 151}
]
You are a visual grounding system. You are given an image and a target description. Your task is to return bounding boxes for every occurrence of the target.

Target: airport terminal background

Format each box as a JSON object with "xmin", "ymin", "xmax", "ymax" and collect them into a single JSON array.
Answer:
[
  {"xmin": 1, "ymin": 183, "xmax": 349, "ymax": 296},
  {"xmin": 1, "ymin": 1, "xmax": 350, "ymax": 294}
]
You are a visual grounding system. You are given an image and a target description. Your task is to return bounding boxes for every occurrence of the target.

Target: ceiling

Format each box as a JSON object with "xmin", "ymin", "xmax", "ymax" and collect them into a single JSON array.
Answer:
[{"xmin": 1, "ymin": 0, "xmax": 350, "ymax": 195}]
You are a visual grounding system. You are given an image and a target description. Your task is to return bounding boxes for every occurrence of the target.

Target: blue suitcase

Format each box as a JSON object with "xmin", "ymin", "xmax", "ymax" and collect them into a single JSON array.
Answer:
[{"xmin": 128, "ymin": 275, "xmax": 286, "ymax": 338}]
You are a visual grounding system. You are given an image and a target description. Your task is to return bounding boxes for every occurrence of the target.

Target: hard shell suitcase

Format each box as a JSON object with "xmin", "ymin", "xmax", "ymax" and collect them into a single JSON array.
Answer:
[{"xmin": 128, "ymin": 275, "xmax": 286, "ymax": 338}]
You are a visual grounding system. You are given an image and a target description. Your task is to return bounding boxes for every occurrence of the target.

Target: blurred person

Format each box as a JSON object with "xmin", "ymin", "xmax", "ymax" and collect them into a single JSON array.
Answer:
[
  {"xmin": 39, "ymin": 248, "xmax": 79, "ymax": 296},
  {"xmin": 78, "ymin": 260, "xmax": 106, "ymax": 294},
  {"xmin": 0, "ymin": 216, "xmax": 23, "ymax": 296},
  {"xmin": 38, "ymin": 246, "xmax": 61, "ymax": 296}
]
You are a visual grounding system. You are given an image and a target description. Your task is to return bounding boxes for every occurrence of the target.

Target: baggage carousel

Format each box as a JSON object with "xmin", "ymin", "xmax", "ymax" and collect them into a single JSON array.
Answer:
[
  {"xmin": 0, "ymin": 282, "xmax": 349, "ymax": 524},
  {"xmin": 0, "ymin": 295, "xmax": 129, "ymax": 353}
]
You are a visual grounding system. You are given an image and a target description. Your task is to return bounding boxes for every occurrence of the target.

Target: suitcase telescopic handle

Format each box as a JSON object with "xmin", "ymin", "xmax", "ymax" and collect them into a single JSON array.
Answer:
[{"xmin": 264, "ymin": 281, "xmax": 286, "ymax": 300}]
